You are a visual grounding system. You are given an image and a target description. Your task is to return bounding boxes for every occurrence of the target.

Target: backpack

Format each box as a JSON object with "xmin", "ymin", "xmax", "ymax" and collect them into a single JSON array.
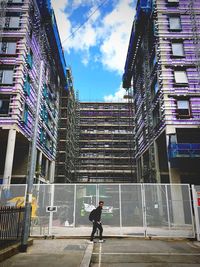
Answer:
[{"xmin": 89, "ymin": 209, "xmax": 96, "ymax": 221}]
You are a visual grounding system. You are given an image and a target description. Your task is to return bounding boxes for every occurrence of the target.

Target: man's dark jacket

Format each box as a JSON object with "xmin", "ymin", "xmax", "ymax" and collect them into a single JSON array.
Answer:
[{"xmin": 93, "ymin": 206, "xmax": 102, "ymax": 222}]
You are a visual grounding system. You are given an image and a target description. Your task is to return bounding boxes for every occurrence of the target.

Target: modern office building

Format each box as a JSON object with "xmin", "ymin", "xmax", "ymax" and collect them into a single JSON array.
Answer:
[
  {"xmin": 123, "ymin": 0, "xmax": 200, "ymax": 184},
  {"xmin": 77, "ymin": 102, "xmax": 135, "ymax": 183},
  {"xmin": 0, "ymin": 0, "xmax": 67, "ymax": 184}
]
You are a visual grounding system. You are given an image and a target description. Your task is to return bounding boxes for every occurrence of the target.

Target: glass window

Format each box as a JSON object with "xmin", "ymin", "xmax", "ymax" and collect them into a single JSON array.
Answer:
[
  {"xmin": 167, "ymin": 0, "xmax": 179, "ymax": 3},
  {"xmin": 151, "ymin": 80, "xmax": 159, "ymax": 99},
  {"xmin": 172, "ymin": 42, "xmax": 184, "ymax": 57},
  {"xmin": 7, "ymin": 42, "xmax": 16, "ymax": 53},
  {"xmin": 8, "ymin": 0, "xmax": 23, "ymax": 3},
  {"xmin": 23, "ymin": 75, "xmax": 31, "ymax": 95},
  {"xmin": 154, "ymin": 81, "xmax": 159, "ymax": 94},
  {"xmin": 0, "ymin": 42, "xmax": 16, "ymax": 54},
  {"xmin": 0, "ymin": 69, "xmax": 14, "ymax": 84},
  {"xmin": 5, "ymin": 16, "xmax": 20, "ymax": 28},
  {"xmin": 174, "ymin": 70, "xmax": 188, "ymax": 84},
  {"xmin": 0, "ymin": 97, "xmax": 10, "ymax": 115},
  {"xmin": 177, "ymin": 100, "xmax": 190, "ymax": 117},
  {"xmin": 169, "ymin": 16, "xmax": 181, "ymax": 31},
  {"xmin": 21, "ymin": 104, "xmax": 28, "ymax": 123},
  {"xmin": 153, "ymin": 104, "xmax": 160, "ymax": 127}
]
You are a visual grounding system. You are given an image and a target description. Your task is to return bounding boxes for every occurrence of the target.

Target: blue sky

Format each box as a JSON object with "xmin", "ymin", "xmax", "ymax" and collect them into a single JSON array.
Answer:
[{"xmin": 51, "ymin": 0, "xmax": 136, "ymax": 101}]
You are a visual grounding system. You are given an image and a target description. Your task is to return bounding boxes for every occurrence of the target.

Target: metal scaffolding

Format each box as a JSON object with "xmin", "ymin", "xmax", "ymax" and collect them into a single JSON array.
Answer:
[
  {"xmin": 77, "ymin": 102, "xmax": 136, "ymax": 183},
  {"xmin": 55, "ymin": 68, "xmax": 78, "ymax": 183}
]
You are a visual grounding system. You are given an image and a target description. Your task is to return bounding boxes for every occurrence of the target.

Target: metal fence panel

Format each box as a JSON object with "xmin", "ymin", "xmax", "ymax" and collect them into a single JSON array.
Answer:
[
  {"xmin": 31, "ymin": 184, "xmax": 52, "ymax": 236},
  {"xmin": 121, "ymin": 184, "xmax": 144, "ymax": 236},
  {"xmin": 0, "ymin": 183, "xmax": 196, "ymax": 239},
  {"xmin": 52, "ymin": 184, "xmax": 75, "ymax": 236},
  {"xmin": 0, "ymin": 185, "xmax": 27, "ymax": 207},
  {"xmin": 144, "ymin": 184, "xmax": 194, "ymax": 237}
]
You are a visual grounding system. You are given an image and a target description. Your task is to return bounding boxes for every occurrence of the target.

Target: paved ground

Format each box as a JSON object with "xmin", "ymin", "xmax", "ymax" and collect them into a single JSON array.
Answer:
[
  {"xmin": 91, "ymin": 238, "xmax": 200, "ymax": 267},
  {"xmin": 1, "ymin": 238, "xmax": 200, "ymax": 267},
  {"xmin": 1, "ymin": 239, "xmax": 90, "ymax": 267}
]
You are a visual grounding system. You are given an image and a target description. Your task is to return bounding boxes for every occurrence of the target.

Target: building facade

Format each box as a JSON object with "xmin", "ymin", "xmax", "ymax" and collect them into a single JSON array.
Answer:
[
  {"xmin": 78, "ymin": 102, "xmax": 135, "ymax": 183},
  {"xmin": 0, "ymin": 0, "xmax": 67, "ymax": 184},
  {"xmin": 55, "ymin": 68, "xmax": 78, "ymax": 183},
  {"xmin": 123, "ymin": 0, "xmax": 200, "ymax": 184}
]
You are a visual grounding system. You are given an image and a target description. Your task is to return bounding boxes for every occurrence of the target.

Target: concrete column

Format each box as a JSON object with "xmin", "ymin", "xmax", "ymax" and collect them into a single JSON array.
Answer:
[
  {"xmin": 141, "ymin": 156, "xmax": 144, "ymax": 183},
  {"xmin": 165, "ymin": 129, "xmax": 184, "ymax": 225},
  {"xmin": 137, "ymin": 157, "xmax": 143, "ymax": 183},
  {"xmin": 45, "ymin": 159, "xmax": 49, "ymax": 181},
  {"xmin": 38, "ymin": 151, "xmax": 42, "ymax": 171},
  {"xmin": 169, "ymin": 163, "xmax": 184, "ymax": 225},
  {"xmin": 154, "ymin": 140, "xmax": 160, "ymax": 183},
  {"xmin": 3, "ymin": 129, "xmax": 17, "ymax": 185},
  {"xmin": 49, "ymin": 161, "xmax": 55, "ymax": 183}
]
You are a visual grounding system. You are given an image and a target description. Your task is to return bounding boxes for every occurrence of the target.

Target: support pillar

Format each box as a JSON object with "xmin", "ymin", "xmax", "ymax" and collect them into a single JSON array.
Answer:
[
  {"xmin": 3, "ymin": 129, "xmax": 17, "ymax": 185},
  {"xmin": 45, "ymin": 159, "xmax": 49, "ymax": 181},
  {"xmin": 49, "ymin": 161, "xmax": 55, "ymax": 183},
  {"xmin": 38, "ymin": 150, "xmax": 42, "ymax": 172},
  {"xmin": 165, "ymin": 129, "xmax": 184, "ymax": 225},
  {"xmin": 169, "ymin": 167, "xmax": 185, "ymax": 225},
  {"xmin": 154, "ymin": 140, "xmax": 160, "ymax": 183}
]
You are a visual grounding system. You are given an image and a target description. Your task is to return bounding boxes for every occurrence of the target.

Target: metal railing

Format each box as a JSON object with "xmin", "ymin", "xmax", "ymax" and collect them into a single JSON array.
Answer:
[{"xmin": 0, "ymin": 206, "xmax": 25, "ymax": 248}]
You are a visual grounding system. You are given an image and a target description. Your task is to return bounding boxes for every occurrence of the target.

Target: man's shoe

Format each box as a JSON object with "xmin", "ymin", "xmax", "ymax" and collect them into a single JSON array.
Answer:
[
  {"xmin": 88, "ymin": 240, "xmax": 94, "ymax": 244},
  {"xmin": 99, "ymin": 240, "xmax": 104, "ymax": 243}
]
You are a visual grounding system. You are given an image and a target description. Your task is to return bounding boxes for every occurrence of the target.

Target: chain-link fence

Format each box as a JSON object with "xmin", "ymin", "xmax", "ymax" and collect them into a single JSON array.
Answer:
[{"xmin": 0, "ymin": 183, "xmax": 196, "ymax": 238}]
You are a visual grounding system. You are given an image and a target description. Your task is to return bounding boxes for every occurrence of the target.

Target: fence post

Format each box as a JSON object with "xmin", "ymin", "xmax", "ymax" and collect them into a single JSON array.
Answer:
[
  {"xmin": 141, "ymin": 184, "xmax": 147, "ymax": 237},
  {"xmin": 119, "ymin": 184, "xmax": 122, "ymax": 234},
  {"xmin": 165, "ymin": 184, "xmax": 171, "ymax": 229},
  {"xmin": 17, "ymin": 207, "xmax": 21, "ymax": 239},
  {"xmin": 191, "ymin": 185, "xmax": 200, "ymax": 241},
  {"xmin": 73, "ymin": 184, "xmax": 76, "ymax": 227}
]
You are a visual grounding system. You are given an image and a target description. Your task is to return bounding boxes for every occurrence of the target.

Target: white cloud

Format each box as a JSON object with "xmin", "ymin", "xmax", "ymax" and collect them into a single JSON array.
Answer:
[
  {"xmin": 51, "ymin": 0, "xmax": 68, "ymax": 10},
  {"xmin": 99, "ymin": 0, "xmax": 134, "ymax": 74},
  {"xmin": 52, "ymin": 0, "xmax": 135, "ymax": 101},
  {"xmin": 52, "ymin": 0, "xmax": 135, "ymax": 72},
  {"xmin": 51, "ymin": 0, "xmax": 71, "ymax": 51},
  {"xmin": 104, "ymin": 85, "xmax": 127, "ymax": 102},
  {"xmin": 52, "ymin": 0, "xmax": 101, "ymax": 55}
]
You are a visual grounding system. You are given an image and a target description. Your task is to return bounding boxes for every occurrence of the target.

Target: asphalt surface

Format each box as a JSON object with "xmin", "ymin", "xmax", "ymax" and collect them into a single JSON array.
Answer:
[{"xmin": 1, "ymin": 238, "xmax": 200, "ymax": 267}]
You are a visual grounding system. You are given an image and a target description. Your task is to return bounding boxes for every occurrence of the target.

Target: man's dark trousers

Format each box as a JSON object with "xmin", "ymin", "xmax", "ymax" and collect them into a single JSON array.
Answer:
[{"xmin": 90, "ymin": 221, "xmax": 103, "ymax": 241}]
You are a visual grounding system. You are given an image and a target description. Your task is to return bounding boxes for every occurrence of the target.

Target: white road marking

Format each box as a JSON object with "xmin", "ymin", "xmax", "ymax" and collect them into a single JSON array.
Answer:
[
  {"xmin": 93, "ymin": 252, "xmax": 200, "ymax": 256},
  {"xmin": 98, "ymin": 243, "xmax": 102, "ymax": 267},
  {"xmin": 187, "ymin": 242, "xmax": 200, "ymax": 249}
]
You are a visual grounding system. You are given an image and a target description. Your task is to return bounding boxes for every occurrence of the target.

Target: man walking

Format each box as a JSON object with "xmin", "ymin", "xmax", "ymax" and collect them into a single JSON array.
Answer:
[{"xmin": 89, "ymin": 201, "xmax": 104, "ymax": 243}]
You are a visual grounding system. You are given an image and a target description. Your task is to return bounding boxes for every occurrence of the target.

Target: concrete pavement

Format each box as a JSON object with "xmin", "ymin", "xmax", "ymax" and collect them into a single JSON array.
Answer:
[
  {"xmin": 91, "ymin": 238, "xmax": 200, "ymax": 267},
  {"xmin": 1, "ymin": 237, "xmax": 200, "ymax": 267},
  {"xmin": 1, "ymin": 239, "xmax": 92, "ymax": 267}
]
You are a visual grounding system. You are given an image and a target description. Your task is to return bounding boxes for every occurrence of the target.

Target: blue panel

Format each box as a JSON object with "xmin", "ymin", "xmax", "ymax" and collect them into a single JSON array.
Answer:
[
  {"xmin": 36, "ymin": 0, "xmax": 67, "ymax": 86},
  {"xmin": 136, "ymin": 0, "xmax": 152, "ymax": 17},
  {"xmin": 169, "ymin": 143, "xmax": 200, "ymax": 158}
]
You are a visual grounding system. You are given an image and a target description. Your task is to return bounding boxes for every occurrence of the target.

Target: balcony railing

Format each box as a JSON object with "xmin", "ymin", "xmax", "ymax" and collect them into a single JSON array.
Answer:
[{"xmin": 169, "ymin": 143, "xmax": 200, "ymax": 158}]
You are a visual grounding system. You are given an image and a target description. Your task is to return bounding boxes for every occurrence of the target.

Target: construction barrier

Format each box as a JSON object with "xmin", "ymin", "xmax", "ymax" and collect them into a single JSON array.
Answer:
[{"xmin": 0, "ymin": 183, "xmax": 196, "ymax": 239}]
